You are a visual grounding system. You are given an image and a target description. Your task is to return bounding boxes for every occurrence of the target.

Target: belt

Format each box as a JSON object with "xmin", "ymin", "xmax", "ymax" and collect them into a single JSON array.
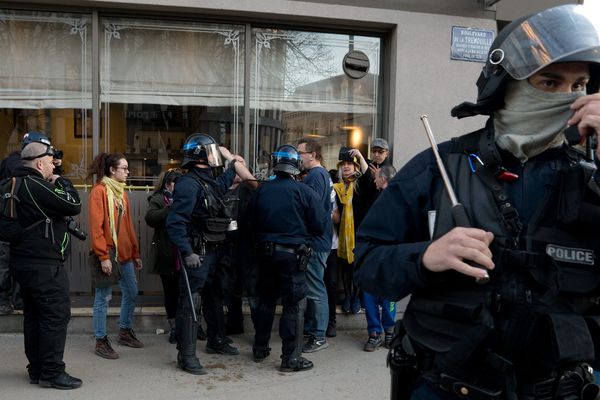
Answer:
[{"xmin": 273, "ymin": 244, "xmax": 297, "ymax": 255}]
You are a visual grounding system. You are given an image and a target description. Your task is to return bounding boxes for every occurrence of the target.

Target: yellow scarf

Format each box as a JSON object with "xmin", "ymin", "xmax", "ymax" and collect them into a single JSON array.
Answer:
[
  {"xmin": 334, "ymin": 180, "xmax": 355, "ymax": 264},
  {"xmin": 101, "ymin": 176, "xmax": 125, "ymax": 260}
]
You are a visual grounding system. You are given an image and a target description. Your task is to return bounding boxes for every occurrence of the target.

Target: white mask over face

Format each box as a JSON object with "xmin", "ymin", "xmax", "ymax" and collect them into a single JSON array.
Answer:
[{"xmin": 493, "ymin": 79, "xmax": 585, "ymax": 162}]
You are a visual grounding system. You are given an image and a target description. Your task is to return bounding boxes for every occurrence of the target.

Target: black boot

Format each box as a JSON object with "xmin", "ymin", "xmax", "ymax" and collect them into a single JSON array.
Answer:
[
  {"xmin": 176, "ymin": 295, "xmax": 206, "ymax": 375},
  {"xmin": 280, "ymin": 298, "xmax": 312, "ymax": 372},
  {"xmin": 280, "ymin": 356, "xmax": 314, "ymax": 372}
]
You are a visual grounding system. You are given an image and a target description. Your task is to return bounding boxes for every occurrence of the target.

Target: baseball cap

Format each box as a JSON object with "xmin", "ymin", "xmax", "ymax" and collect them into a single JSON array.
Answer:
[{"xmin": 371, "ymin": 138, "xmax": 389, "ymax": 150}]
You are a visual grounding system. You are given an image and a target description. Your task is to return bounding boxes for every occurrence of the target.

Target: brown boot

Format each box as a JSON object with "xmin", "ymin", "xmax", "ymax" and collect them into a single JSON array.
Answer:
[
  {"xmin": 118, "ymin": 328, "xmax": 144, "ymax": 348},
  {"xmin": 95, "ymin": 336, "xmax": 119, "ymax": 359}
]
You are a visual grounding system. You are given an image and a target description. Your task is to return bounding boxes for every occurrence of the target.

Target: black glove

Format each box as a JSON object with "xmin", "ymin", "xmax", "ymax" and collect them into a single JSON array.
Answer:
[{"xmin": 184, "ymin": 253, "xmax": 202, "ymax": 268}]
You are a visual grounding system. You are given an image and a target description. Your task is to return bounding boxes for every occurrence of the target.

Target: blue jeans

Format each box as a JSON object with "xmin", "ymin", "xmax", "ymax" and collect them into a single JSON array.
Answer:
[
  {"xmin": 303, "ymin": 251, "xmax": 329, "ymax": 338},
  {"xmin": 93, "ymin": 260, "xmax": 138, "ymax": 339},
  {"xmin": 363, "ymin": 291, "xmax": 396, "ymax": 334}
]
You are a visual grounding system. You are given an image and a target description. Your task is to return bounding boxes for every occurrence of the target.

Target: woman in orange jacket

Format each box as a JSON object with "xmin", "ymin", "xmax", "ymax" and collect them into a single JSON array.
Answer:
[{"xmin": 88, "ymin": 153, "xmax": 143, "ymax": 359}]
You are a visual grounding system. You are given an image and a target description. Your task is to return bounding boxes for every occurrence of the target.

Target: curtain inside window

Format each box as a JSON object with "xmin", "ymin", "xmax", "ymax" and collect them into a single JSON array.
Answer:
[
  {"xmin": 0, "ymin": 11, "xmax": 91, "ymax": 109},
  {"xmin": 101, "ymin": 18, "xmax": 244, "ymax": 107}
]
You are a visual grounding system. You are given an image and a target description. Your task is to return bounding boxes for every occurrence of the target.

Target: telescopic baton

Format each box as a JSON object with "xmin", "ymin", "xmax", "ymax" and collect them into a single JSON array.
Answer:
[
  {"xmin": 177, "ymin": 251, "xmax": 197, "ymax": 322},
  {"xmin": 420, "ymin": 115, "xmax": 490, "ymax": 284}
]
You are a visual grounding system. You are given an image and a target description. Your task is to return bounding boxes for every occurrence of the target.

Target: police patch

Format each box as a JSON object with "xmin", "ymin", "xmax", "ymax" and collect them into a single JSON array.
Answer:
[{"xmin": 546, "ymin": 244, "xmax": 595, "ymax": 266}]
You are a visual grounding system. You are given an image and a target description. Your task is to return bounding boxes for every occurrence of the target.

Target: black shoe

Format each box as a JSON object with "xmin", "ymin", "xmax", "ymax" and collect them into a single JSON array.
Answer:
[
  {"xmin": 280, "ymin": 356, "xmax": 314, "ymax": 372},
  {"xmin": 303, "ymin": 336, "xmax": 329, "ymax": 353},
  {"xmin": 0, "ymin": 302, "xmax": 13, "ymax": 315},
  {"xmin": 29, "ymin": 376, "xmax": 39, "ymax": 385},
  {"xmin": 222, "ymin": 336, "xmax": 233, "ymax": 344},
  {"xmin": 177, "ymin": 353, "xmax": 207, "ymax": 375},
  {"xmin": 39, "ymin": 372, "xmax": 82, "ymax": 390},
  {"xmin": 252, "ymin": 347, "xmax": 271, "ymax": 363},
  {"xmin": 206, "ymin": 342, "xmax": 239, "ymax": 355},
  {"xmin": 326, "ymin": 322, "xmax": 337, "ymax": 338}
]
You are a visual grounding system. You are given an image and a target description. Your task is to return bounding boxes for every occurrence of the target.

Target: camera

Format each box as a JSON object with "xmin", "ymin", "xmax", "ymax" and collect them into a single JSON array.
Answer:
[
  {"xmin": 66, "ymin": 217, "xmax": 87, "ymax": 241},
  {"xmin": 52, "ymin": 148, "xmax": 64, "ymax": 160}
]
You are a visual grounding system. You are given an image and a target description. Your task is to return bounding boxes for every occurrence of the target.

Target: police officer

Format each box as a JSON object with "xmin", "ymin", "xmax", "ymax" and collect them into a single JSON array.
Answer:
[
  {"xmin": 354, "ymin": 4, "xmax": 600, "ymax": 400},
  {"xmin": 166, "ymin": 132, "xmax": 253, "ymax": 375},
  {"xmin": 248, "ymin": 145, "xmax": 327, "ymax": 372},
  {"xmin": 9, "ymin": 133, "xmax": 82, "ymax": 389}
]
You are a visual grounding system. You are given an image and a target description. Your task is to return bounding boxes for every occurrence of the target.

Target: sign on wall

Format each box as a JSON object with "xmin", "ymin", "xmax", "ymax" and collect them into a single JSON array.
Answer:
[{"xmin": 450, "ymin": 26, "xmax": 495, "ymax": 63}]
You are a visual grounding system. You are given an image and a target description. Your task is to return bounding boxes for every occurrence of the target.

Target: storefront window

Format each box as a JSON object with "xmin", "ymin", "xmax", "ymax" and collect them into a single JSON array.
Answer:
[
  {"xmin": 100, "ymin": 17, "xmax": 244, "ymax": 185},
  {"xmin": 0, "ymin": 10, "xmax": 92, "ymax": 183},
  {"xmin": 250, "ymin": 29, "xmax": 381, "ymax": 178}
]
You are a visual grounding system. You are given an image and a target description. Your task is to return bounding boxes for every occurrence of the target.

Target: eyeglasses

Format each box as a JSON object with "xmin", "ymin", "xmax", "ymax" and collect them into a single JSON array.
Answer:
[{"xmin": 115, "ymin": 166, "xmax": 129, "ymax": 172}]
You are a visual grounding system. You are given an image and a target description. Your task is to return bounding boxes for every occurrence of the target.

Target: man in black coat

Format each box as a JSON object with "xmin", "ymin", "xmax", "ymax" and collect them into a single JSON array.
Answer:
[{"xmin": 9, "ymin": 134, "xmax": 82, "ymax": 390}]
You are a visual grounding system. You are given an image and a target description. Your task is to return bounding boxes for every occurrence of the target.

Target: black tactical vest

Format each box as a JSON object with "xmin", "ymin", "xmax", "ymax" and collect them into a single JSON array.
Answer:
[
  {"xmin": 403, "ymin": 127, "xmax": 600, "ymax": 382},
  {"xmin": 191, "ymin": 170, "xmax": 236, "ymax": 243}
]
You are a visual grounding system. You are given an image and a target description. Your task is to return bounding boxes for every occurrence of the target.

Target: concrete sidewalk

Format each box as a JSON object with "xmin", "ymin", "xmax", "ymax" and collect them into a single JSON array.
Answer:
[{"xmin": 0, "ymin": 330, "xmax": 390, "ymax": 400}]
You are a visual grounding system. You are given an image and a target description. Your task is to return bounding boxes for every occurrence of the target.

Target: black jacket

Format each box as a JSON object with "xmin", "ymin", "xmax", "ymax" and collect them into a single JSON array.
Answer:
[
  {"xmin": 9, "ymin": 166, "xmax": 81, "ymax": 264},
  {"xmin": 145, "ymin": 190, "xmax": 176, "ymax": 275}
]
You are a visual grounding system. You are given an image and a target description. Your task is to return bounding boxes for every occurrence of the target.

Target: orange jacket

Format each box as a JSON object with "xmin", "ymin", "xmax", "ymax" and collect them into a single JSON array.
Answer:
[{"xmin": 89, "ymin": 183, "xmax": 140, "ymax": 263}]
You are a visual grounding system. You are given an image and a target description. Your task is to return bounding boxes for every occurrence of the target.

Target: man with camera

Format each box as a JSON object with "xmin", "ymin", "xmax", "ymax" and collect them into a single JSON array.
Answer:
[{"xmin": 9, "ymin": 132, "xmax": 83, "ymax": 389}]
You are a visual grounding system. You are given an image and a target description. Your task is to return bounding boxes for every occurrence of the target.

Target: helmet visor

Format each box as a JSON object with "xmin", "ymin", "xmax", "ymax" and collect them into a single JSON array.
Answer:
[
  {"xmin": 205, "ymin": 143, "xmax": 224, "ymax": 167},
  {"xmin": 494, "ymin": 4, "xmax": 600, "ymax": 80}
]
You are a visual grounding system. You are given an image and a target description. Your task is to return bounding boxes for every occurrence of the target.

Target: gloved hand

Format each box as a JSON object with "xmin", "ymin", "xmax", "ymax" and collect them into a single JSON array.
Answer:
[{"xmin": 184, "ymin": 253, "xmax": 202, "ymax": 268}]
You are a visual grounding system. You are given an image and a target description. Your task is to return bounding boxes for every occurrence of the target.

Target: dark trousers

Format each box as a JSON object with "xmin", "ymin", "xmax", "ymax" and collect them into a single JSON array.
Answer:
[
  {"xmin": 179, "ymin": 251, "xmax": 226, "ymax": 346},
  {"xmin": 11, "ymin": 262, "xmax": 70, "ymax": 380},
  {"xmin": 254, "ymin": 251, "xmax": 307, "ymax": 359},
  {"xmin": 324, "ymin": 250, "xmax": 338, "ymax": 324},
  {"xmin": 159, "ymin": 272, "xmax": 180, "ymax": 320}
]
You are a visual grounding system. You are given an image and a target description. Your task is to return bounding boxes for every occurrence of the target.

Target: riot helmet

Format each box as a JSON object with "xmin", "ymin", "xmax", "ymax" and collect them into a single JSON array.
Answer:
[
  {"xmin": 452, "ymin": 4, "xmax": 600, "ymax": 119},
  {"xmin": 21, "ymin": 131, "xmax": 51, "ymax": 149},
  {"xmin": 181, "ymin": 133, "xmax": 223, "ymax": 168},
  {"xmin": 271, "ymin": 145, "xmax": 301, "ymax": 176}
]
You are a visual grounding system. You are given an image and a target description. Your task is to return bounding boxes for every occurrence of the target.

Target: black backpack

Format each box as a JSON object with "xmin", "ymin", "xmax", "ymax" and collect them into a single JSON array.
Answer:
[{"xmin": 0, "ymin": 177, "xmax": 25, "ymax": 243}]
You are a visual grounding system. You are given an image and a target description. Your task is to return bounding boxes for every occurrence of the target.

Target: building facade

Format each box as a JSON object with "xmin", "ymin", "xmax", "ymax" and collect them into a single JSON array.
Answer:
[{"xmin": 0, "ymin": 0, "xmax": 577, "ymax": 297}]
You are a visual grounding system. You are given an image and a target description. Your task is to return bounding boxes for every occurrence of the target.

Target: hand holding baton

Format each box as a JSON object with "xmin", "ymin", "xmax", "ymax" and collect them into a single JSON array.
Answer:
[{"xmin": 420, "ymin": 115, "xmax": 490, "ymax": 284}]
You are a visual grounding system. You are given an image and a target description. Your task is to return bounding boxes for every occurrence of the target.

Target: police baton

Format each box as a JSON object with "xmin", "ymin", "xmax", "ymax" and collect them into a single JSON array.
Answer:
[
  {"xmin": 420, "ymin": 115, "xmax": 490, "ymax": 284},
  {"xmin": 177, "ymin": 251, "xmax": 197, "ymax": 322}
]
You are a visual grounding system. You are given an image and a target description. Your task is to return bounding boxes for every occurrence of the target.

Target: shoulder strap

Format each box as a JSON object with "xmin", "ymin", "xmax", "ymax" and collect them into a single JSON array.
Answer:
[
  {"xmin": 450, "ymin": 126, "xmax": 523, "ymax": 244},
  {"xmin": 6, "ymin": 177, "xmax": 22, "ymax": 218}
]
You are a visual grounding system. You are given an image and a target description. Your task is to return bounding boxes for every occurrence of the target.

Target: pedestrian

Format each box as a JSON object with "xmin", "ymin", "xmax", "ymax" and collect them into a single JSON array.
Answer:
[
  {"xmin": 145, "ymin": 168, "xmax": 183, "ymax": 344},
  {"xmin": 361, "ymin": 164, "xmax": 397, "ymax": 352},
  {"xmin": 296, "ymin": 138, "xmax": 333, "ymax": 353},
  {"xmin": 333, "ymin": 147, "xmax": 374, "ymax": 314},
  {"xmin": 249, "ymin": 145, "xmax": 327, "ymax": 371},
  {"xmin": 89, "ymin": 153, "xmax": 144, "ymax": 360},
  {"xmin": 166, "ymin": 132, "xmax": 253, "ymax": 375},
  {"xmin": 9, "ymin": 133, "xmax": 82, "ymax": 389},
  {"xmin": 355, "ymin": 4, "xmax": 600, "ymax": 399}
]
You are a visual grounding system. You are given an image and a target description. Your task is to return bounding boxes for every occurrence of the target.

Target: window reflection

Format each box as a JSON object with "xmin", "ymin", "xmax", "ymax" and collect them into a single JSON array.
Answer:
[{"xmin": 251, "ymin": 29, "xmax": 381, "ymax": 178}]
